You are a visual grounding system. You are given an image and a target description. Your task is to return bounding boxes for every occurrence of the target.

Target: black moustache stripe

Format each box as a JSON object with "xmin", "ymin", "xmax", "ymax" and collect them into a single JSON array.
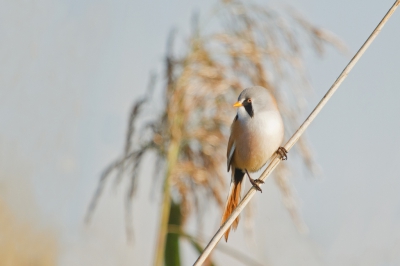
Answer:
[{"xmin": 244, "ymin": 103, "xmax": 254, "ymax": 118}]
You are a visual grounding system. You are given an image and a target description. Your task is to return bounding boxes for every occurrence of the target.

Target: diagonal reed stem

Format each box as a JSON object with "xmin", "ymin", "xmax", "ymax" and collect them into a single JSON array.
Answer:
[{"xmin": 194, "ymin": 1, "xmax": 400, "ymax": 265}]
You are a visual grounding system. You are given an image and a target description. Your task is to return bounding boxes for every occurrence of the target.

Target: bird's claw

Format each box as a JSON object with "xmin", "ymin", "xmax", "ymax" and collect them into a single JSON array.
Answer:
[
  {"xmin": 249, "ymin": 178, "xmax": 263, "ymax": 193},
  {"xmin": 245, "ymin": 169, "xmax": 263, "ymax": 193},
  {"xmin": 277, "ymin": 147, "xmax": 288, "ymax": 160}
]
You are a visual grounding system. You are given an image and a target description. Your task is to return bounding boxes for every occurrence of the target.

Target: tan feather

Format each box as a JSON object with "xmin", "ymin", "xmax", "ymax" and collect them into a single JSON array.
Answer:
[
  {"xmin": 220, "ymin": 174, "xmax": 242, "ymax": 241},
  {"xmin": 226, "ymin": 117, "xmax": 238, "ymax": 172}
]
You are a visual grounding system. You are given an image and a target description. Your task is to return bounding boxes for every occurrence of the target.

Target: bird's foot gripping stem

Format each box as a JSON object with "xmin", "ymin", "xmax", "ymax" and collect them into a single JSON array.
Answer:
[
  {"xmin": 277, "ymin": 147, "xmax": 288, "ymax": 160},
  {"xmin": 245, "ymin": 169, "xmax": 264, "ymax": 193}
]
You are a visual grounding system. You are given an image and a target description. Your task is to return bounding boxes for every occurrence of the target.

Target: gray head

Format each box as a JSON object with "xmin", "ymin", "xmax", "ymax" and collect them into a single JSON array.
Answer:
[{"xmin": 234, "ymin": 86, "xmax": 276, "ymax": 119}]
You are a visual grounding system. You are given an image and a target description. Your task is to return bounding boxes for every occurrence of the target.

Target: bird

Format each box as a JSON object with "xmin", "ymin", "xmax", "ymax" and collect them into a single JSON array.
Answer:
[{"xmin": 221, "ymin": 86, "xmax": 287, "ymax": 241}]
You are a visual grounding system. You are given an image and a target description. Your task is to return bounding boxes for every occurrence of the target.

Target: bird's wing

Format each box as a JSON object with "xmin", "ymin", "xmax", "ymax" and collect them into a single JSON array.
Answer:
[
  {"xmin": 227, "ymin": 116, "xmax": 238, "ymax": 172},
  {"xmin": 227, "ymin": 138, "xmax": 235, "ymax": 172}
]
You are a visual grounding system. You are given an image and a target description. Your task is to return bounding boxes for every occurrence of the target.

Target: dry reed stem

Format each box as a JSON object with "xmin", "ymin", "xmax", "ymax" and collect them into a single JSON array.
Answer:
[
  {"xmin": 194, "ymin": 1, "xmax": 400, "ymax": 264},
  {"xmin": 168, "ymin": 225, "xmax": 265, "ymax": 266}
]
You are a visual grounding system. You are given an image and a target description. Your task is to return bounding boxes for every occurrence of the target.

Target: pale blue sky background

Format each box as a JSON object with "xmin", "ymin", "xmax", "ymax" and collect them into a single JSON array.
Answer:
[{"xmin": 1, "ymin": 0, "xmax": 400, "ymax": 265}]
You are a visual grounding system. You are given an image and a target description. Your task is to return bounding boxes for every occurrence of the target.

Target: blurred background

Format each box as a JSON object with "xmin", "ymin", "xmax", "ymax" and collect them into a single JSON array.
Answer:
[{"xmin": 1, "ymin": 0, "xmax": 400, "ymax": 265}]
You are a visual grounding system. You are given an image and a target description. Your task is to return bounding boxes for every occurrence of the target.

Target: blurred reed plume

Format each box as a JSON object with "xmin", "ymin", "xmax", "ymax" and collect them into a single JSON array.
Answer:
[
  {"xmin": 0, "ymin": 199, "xmax": 58, "ymax": 266},
  {"xmin": 85, "ymin": 0, "xmax": 343, "ymax": 264}
]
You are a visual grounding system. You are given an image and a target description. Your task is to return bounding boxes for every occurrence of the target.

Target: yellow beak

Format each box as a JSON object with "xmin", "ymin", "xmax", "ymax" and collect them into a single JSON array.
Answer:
[{"xmin": 233, "ymin": 101, "xmax": 243, "ymax": 107}]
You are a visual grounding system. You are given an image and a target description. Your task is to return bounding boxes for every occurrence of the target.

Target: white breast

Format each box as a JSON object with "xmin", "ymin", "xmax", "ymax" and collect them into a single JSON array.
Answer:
[{"xmin": 235, "ymin": 109, "xmax": 284, "ymax": 172}]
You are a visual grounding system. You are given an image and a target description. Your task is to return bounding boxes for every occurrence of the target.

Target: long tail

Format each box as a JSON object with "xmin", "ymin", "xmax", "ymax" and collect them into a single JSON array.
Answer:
[{"xmin": 221, "ymin": 168, "xmax": 244, "ymax": 242}]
